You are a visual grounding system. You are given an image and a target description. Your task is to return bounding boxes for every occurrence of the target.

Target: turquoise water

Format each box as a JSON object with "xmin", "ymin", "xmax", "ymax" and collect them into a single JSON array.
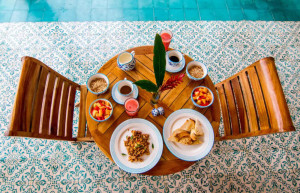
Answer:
[{"xmin": 0, "ymin": 0, "xmax": 299, "ymax": 22}]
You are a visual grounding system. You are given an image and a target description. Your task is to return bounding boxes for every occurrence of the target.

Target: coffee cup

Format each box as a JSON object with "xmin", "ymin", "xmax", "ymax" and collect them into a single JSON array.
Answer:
[
  {"xmin": 117, "ymin": 79, "xmax": 134, "ymax": 97},
  {"xmin": 117, "ymin": 51, "xmax": 136, "ymax": 71},
  {"xmin": 166, "ymin": 50, "xmax": 184, "ymax": 67}
]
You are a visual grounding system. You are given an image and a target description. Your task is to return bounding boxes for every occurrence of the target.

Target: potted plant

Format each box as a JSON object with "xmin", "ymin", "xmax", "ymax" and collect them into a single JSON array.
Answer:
[{"xmin": 134, "ymin": 34, "xmax": 185, "ymax": 105}]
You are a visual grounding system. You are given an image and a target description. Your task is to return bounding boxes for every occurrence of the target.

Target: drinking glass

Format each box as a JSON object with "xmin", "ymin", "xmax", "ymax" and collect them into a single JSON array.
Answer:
[{"xmin": 124, "ymin": 98, "xmax": 139, "ymax": 117}]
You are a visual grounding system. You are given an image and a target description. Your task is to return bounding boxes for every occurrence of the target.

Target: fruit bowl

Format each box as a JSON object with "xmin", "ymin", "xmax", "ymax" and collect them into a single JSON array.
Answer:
[
  {"xmin": 89, "ymin": 99, "xmax": 113, "ymax": 122},
  {"xmin": 191, "ymin": 86, "xmax": 214, "ymax": 108}
]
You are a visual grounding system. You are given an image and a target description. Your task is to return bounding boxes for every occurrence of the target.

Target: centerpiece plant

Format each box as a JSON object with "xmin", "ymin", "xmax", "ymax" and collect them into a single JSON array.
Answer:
[{"xmin": 134, "ymin": 34, "xmax": 185, "ymax": 105}]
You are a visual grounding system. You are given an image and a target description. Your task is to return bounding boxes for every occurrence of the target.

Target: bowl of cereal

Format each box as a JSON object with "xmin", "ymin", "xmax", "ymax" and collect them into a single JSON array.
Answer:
[
  {"xmin": 87, "ymin": 73, "xmax": 109, "ymax": 95},
  {"xmin": 191, "ymin": 86, "xmax": 214, "ymax": 108},
  {"xmin": 186, "ymin": 61, "xmax": 207, "ymax": 81}
]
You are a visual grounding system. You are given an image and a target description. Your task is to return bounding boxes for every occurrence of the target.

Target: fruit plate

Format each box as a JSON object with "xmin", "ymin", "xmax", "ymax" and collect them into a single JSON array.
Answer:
[
  {"xmin": 163, "ymin": 109, "xmax": 214, "ymax": 161},
  {"xmin": 110, "ymin": 118, "xmax": 163, "ymax": 174}
]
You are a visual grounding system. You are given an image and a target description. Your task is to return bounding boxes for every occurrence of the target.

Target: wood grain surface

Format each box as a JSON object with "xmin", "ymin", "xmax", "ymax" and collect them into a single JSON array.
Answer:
[
  {"xmin": 86, "ymin": 46, "xmax": 221, "ymax": 176},
  {"xmin": 215, "ymin": 57, "xmax": 295, "ymax": 140},
  {"xmin": 7, "ymin": 56, "xmax": 93, "ymax": 141}
]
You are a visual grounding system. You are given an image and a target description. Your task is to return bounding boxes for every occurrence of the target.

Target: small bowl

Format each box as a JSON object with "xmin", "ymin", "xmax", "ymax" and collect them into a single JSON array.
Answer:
[
  {"xmin": 186, "ymin": 61, "xmax": 208, "ymax": 81},
  {"xmin": 191, "ymin": 86, "xmax": 214, "ymax": 108},
  {"xmin": 87, "ymin": 73, "xmax": 109, "ymax": 95},
  {"xmin": 89, "ymin": 99, "xmax": 113, "ymax": 122}
]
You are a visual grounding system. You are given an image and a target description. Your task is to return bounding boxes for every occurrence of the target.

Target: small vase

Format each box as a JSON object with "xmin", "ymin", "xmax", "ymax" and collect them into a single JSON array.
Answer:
[{"xmin": 150, "ymin": 92, "xmax": 161, "ymax": 105}]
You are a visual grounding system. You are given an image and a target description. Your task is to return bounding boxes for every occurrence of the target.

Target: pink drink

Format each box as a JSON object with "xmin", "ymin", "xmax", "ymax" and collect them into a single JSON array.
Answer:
[
  {"xmin": 124, "ymin": 98, "xmax": 139, "ymax": 117},
  {"xmin": 160, "ymin": 30, "xmax": 173, "ymax": 51}
]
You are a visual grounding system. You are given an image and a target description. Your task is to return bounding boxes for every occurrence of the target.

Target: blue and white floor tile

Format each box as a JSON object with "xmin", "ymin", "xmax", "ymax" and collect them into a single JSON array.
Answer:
[{"xmin": 0, "ymin": 21, "xmax": 299, "ymax": 192}]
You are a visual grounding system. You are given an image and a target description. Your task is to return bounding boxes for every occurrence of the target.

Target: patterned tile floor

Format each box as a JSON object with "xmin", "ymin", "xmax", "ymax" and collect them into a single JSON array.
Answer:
[
  {"xmin": 0, "ymin": 0, "xmax": 299, "ymax": 22},
  {"xmin": 0, "ymin": 21, "xmax": 299, "ymax": 192}
]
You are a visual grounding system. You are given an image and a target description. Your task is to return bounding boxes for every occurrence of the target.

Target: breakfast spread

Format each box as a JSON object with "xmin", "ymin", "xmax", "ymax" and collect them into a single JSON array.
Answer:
[
  {"xmin": 168, "ymin": 118, "xmax": 204, "ymax": 145},
  {"xmin": 124, "ymin": 130, "xmax": 151, "ymax": 162},
  {"xmin": 192, "ymin": 87, "xmax": 212, "ymax": 106},
  {"xmin": 90, "ymin": 78, "xmax": 107, "ymax": 93},
  {"xmin": 90, "ymin": 100, "xmax": 112, "ymax": 120},
  {"xmin": 188, "ymin": 66, "xmax": 204, "ymax": 78}
]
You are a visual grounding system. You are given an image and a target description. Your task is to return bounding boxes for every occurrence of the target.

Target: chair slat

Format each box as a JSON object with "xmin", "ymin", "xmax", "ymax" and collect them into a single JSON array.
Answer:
[
  {"xmin": 40, "ymin": 72, "xmax": 56, "ymax": 136},
  {"xmin": 14, "ymin": 61, "xmax": 41, "ymax": 133},
  {"xmin": 49, "ymin": 77, "xmax": 63, "ymax": 136},
  {"xmin": 247, "ymin": 67, "xmax": 270, "ymax": 130},
  {"xmin": 31, "ymin": 68, "xmax": 48, "ymax": 134},
  {"xmin": 255, "ymin": 59, "xmax": 294, "ymax": 132},
  {"xmin": 224, "ymin": 81, "xmax": 240, "ymax": 135},
  {"xmin": 65, "ymin": 85, "xmax": 76, "ymax": 138},
  {"xmin": 216, "ymin": 85, "xmax": 231, "ymax": 136},
  {"xmin": 58, "ymin": 81, "xmax": 69, "ymax": 137},
  {"xmin": 78, "ymin": 85, "xmax": 87, "ymax": 138},
  {"xmin": 239, "ymin": 72, "xmax": 259, "ymax": 132},
  {"xmin": 231, "ymin": 77, "xmax": 249, "ymax": 133}
]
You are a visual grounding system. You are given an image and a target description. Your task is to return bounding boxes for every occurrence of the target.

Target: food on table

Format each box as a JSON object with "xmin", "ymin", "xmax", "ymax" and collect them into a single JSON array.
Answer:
[
  {"xmin": 192, "ymin": 87, "xmax": 213, "ymax": 106},
  {"xmin": 188, "ymin": 66, "xmax": 204, "ymax": 78},
  {"xmin": 168, "ymin": 118, "xmax": 204, "ymax": 145},
  {"xmin": 90, "ymin": 78, "xmax": 107, "ymax": 93},
  {"xmin": 124, "ymin": 130, "xmax": 150, "ymax": 162},
  {"xmin": 90, "ymin": 100, "xmax": 112, "ymax": 120}
]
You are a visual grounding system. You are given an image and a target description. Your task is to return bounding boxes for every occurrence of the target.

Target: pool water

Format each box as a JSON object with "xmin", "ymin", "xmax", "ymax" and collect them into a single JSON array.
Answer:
[{"xmin": 0, "ymin": 0, "xmax": 299, "ymax": 22}]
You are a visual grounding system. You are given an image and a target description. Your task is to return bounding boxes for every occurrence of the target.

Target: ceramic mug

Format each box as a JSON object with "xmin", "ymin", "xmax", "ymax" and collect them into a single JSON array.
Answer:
[
  {"xmin": 166, "ymin": 50, "xmax": 184, "ymax": 67},
  {"xmin": 117, "ymin": 51, "xmax": 136, "ymax": 71},
  {"xmin": 117, "ymin": 78, "xmax": 134, "ymax": 97}
]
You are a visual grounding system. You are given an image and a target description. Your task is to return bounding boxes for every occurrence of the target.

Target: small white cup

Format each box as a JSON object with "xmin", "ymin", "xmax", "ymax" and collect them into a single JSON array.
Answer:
[
  {"xmin": 166, "ymin": 50, "xmax": 184, "ymax": 67},
  {"xmin": 117, "ymin": 79, "xmax": 133, "ymax": 97}
]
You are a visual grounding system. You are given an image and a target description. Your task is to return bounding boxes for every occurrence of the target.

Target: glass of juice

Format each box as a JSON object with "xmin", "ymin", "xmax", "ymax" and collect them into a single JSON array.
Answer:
[
  {"xmin": 124, "ymin": 98, "xmax": 139, "ymax": 117},
  {"xmin": 160, "ymin": 30, "xmax": 173, "ymax": 51}
]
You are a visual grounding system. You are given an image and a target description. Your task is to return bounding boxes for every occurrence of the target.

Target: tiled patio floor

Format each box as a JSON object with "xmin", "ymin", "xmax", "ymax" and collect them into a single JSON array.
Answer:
[{"xmin": 0, "ymin": 0, "xmax": 299, "ymax": 22}]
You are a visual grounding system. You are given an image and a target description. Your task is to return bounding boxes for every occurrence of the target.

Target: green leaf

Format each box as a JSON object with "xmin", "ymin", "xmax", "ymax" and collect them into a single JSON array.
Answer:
[
  {"xmin": 153, "ymin": 34, "xmax": 166, "ymax": 87},
  {"xmin": 152, "ymin": 143, "xmax": 154, "ymax": 149},
  {"xmin": 134, "ymin": 80, "xmax": 158, "ymax": 92},
  {"xmin": 121, "ymin": 153, "xmax": 126, "ymax": 156}
]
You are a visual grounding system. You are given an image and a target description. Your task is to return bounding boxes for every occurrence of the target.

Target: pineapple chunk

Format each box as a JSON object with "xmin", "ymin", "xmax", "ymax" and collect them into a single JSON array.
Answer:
[
  {"xmin": 202, "ymin": 87, "xmax": 208, "ymax": 93},
  {"xmin": 92, "ymin": 110, "xmax": 97, "ymax": 117},
  {"xmin": 106, "ymin": 109, "xmax": 111, "ymax": 115},
  {"xmin": 99, "ymin": 109, "xmax": 103, "ymax": 117}
]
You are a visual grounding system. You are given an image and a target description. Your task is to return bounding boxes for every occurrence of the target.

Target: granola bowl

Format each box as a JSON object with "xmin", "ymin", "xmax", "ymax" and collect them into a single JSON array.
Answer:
[
  {"xmin": 186, "ymin": 61, "xmax": 207, "ymax": 81},
  {"xmin": 87, "ymin": 73, "xmax": 109, "ymax": 95}
]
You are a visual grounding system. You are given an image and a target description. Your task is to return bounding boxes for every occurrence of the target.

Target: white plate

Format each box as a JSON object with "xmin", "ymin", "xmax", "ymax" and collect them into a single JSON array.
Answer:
[
  {"xmin": 110, "ymin": 119, "xmax": 163, "ymax": 173},
  {"xmin": 111, "ymin": 81, "xmax": 138, "ymax": 105},
  {"xmin": 163, "ymin": 109, "xmax": 214, "ymax": 161}
]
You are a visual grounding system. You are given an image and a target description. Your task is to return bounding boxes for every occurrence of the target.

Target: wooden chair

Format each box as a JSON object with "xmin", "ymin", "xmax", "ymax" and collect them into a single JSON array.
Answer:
[
  {"xmin": 215, "ymin": 57, "xmax": 295, "ymax": 141},
  {"xmin": 5, "ymin": 56, "xmax": 93, "ymax": 141}
]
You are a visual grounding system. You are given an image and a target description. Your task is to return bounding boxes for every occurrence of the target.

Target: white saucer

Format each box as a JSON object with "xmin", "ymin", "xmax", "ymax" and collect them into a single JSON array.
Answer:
[
  {"xmin": 111, "ymin": 81, "xmax": 139, "ymax": 105},
  {"xmin": 166, "ymin": 55, "xmax": 186, "ymax": 73}
]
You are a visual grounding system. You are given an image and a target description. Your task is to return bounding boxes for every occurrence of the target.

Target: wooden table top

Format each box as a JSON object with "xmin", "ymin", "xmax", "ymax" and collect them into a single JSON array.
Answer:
[{"xmin": 86, "ymin": 46, "xmax": 221, "ymax": 175}]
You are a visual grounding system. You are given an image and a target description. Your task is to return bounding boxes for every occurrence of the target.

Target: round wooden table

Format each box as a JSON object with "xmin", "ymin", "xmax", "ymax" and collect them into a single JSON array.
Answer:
[{"xmin": 86, "ymin": 46, "xmax": 221, "ymax": 175}]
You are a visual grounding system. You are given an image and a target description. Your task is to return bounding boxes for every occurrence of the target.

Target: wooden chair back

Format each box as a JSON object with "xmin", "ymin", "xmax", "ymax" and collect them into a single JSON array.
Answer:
[
  {"xmin": 6, "ymin": 57, "xmax": 93, "ymax": 141},
  {"xmin": 215, "ymin": 57, "xmax": 295, "ymax": 140}
]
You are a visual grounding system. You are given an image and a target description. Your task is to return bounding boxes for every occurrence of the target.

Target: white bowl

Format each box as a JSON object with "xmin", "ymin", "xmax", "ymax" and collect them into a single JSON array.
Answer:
[
  {"xmin": 87, "ymin": 73, "xmax": 109, "ymax": 95},
  {"xmin": 186, "ymin": 61, "xmax": 208, "ymax": 81}
]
